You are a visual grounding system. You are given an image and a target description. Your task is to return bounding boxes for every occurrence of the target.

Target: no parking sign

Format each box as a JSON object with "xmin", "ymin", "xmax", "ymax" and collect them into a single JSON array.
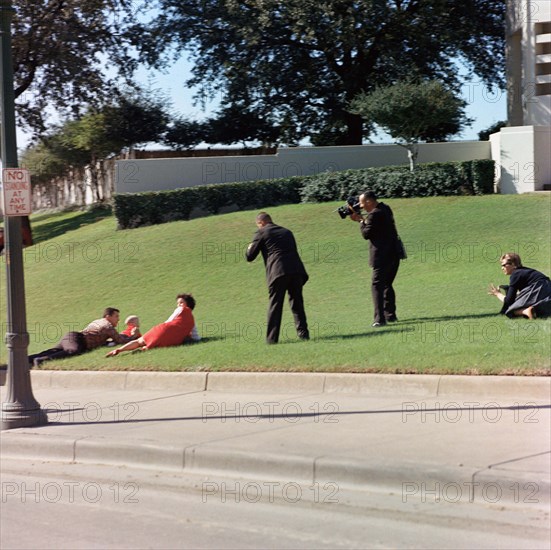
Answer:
[{"xmin": 1, "ymin": 168, "xmax": 32, "ymax": 215}]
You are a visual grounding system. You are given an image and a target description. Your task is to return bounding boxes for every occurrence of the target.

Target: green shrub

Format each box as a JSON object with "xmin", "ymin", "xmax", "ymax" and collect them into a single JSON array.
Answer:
[
  {"xmin": 113, "ymin": 160, "xmax": 494, "ymax": 229},
  {"xmin": 300, "ymin": 160, "xmax": 495, "ymax": 202},
  {"xmin": 113, "ymin": 176, "xmax": 306, "ymax": 229}
]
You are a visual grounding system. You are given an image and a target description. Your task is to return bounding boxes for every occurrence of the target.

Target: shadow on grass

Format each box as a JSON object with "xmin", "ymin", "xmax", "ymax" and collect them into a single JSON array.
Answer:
[
  {"xmin": 398, "ymin": 313, "xmax": 499, "ymax": 323},
  {"xmin": 30, "ymin": 206, "xmax": 113, "ymax": 244},
  {"xmin": 308, "ymin": 313, "xmax": 501, "ymax": 343}
]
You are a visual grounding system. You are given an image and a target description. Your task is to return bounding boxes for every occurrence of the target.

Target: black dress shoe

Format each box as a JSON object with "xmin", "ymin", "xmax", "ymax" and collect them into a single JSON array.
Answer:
[
  {"xmin": 371, "ymin": 322, "xmax": 386, "ymax": 327},
  {"xmin": 386, "ymin": 316, "xmax": 398, "ymax": 323}
]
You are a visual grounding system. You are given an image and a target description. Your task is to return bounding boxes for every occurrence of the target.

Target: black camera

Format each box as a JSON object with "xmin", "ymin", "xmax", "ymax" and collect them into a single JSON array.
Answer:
[{"xmin": 336, "ymin": 197, "xmax": 361, "ymax": 219}]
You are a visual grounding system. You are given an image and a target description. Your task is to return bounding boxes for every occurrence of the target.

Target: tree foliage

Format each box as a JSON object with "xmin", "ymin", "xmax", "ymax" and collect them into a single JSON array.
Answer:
[
  {"xmin": 350, "ymin": 80, "xmax": 473, "ymax": 170},
  {"xmin": 163, "ymin": 119, "xmax": 205, "ymax": 150},
  {"xmin": 478, "ymin": 120, "xmax": 507, "ymax": 141},
  {"xmin": 12, "ymin": 0, "xmax": 138, "ymax": 133},
  {"xmin": 129, "ymin": 0, "xmax": 506, "ymax": 145},
  {"xmin": 20, "ymin": 141, "xmax": 72, "ymax": 185},
  {"xmin": 21, "ymin": 91, "xmax": 170, "ymax": 201},
  {"xmin": 102, "ymin": 90, "xmax": 171, "ymax": 151},
  {"xmin": 204, "ymin": 105, "xmax": 281, "ymax": 147}
]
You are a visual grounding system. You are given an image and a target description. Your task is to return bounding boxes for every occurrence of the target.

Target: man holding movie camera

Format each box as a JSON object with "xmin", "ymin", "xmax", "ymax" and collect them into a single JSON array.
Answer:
[{"xmin": 348, "ymin": 191, "xmax": 403, "ymax": 327}]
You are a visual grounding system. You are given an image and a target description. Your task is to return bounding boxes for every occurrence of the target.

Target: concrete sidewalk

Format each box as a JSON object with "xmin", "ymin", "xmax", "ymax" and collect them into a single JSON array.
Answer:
[{"xmin": 1, "ymin": 371, "xmax": 550, "ymax": 507}]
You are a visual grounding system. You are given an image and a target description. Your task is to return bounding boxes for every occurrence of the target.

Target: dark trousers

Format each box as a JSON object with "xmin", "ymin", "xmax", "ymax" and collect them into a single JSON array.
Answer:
[
  {"xmin": 267, "ymin": 275, "xmax": 309, "ymax": 344},
  {"xmin": 28, "ymin": 331, "xmax": 87, "ymax": 366},
  {"xmin": 371, "ymin": 258, "xmax": 400, "ymax": 324}
]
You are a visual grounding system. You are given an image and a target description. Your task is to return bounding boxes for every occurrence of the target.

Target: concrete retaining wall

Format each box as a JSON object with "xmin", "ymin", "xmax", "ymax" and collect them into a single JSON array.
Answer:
[{"xmin": 115, "ymin": 141, "xmax": 491, "ymax": 194}]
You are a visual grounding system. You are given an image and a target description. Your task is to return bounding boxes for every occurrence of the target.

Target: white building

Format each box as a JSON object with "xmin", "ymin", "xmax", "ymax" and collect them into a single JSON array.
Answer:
[{"xmin": 491, "ymin": 0, "xmax": 551, "ymax": 193}]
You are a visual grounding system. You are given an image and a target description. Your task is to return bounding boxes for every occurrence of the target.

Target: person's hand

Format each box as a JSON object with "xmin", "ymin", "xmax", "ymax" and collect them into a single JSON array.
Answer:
[
  {"xmin": 488, "ymin": 283, "xmax": 501, "ymax": 297},
  {"xmin": 350, "ymin": 212, "xmax": 363, "ymax": 222},
  {"xmin": 130, "ymin": 326, "xmax": 139, "ymax": 337}
]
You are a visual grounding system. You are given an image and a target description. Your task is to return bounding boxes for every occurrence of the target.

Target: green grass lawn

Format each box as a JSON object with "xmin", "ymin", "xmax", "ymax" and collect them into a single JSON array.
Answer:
[{"xmin": 1, "ymin": 194, "xmax": 550, "ymax": 375}]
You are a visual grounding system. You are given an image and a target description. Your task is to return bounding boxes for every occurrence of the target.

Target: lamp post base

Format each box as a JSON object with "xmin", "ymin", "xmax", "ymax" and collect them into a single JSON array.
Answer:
[{"xmin": 1, "ymin": 405, "xmax": 48, "ymax": 430}]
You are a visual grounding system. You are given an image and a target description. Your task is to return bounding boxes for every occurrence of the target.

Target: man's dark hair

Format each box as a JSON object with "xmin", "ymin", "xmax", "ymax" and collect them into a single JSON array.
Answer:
[
  {"xmin": 177, "ymin": 293, "xmax": 196, "ymax": 310},
  {"xmin": 363, "ymin": 190, "xmax": 377, "ymax": 201},
  {"xmin": 103, "ymin": 307, "xmax": 120, "ymax": 317},
  {"xmin": 256, "ymin": 212, "xmax": 273, "ymax": 224}
]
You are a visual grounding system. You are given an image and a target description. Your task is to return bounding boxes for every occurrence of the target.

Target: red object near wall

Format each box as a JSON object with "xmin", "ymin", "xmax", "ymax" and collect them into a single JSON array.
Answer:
[{"xmin": 0, "ymin": 215, "xmax": 33, "ymax": 253}]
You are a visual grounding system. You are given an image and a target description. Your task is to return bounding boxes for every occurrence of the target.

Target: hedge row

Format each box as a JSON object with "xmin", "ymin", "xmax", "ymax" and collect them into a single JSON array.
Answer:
[
  {"xmin": 113, "ymin": 176, "xmax": 308, "ymax": 229},
  {"xmin": 299, "ymin": 160, "xmax": 495, "ymax": 203},
  {"xmin": 113, "ymin": 159, "xmax": 495, "ymax": 229}
]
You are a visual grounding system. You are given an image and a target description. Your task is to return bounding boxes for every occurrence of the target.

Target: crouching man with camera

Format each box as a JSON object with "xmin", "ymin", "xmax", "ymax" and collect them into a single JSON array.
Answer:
[{"xmin": 349, "ymin": 191, "xmax": 403, "ymax": 327}]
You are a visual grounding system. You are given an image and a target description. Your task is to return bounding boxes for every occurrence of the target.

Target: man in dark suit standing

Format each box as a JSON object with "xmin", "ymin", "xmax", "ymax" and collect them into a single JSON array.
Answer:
[
  {"xmin": 246, "ymin": 212, "xmax": 309, "ymax": 344},
  {"xmin": 350, "ymin": 191, "xmax": 401, "ymax": 327}
]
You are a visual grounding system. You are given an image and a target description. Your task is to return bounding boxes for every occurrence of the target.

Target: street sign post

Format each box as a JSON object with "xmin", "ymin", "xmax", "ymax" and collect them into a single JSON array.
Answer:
[
  {"xmin": 0, "ymin": 0, "xmax": 46, "ymax": 430},
  {"xmin": 2, "ymin": 168, "xmax": 32, "ymax": 216}
]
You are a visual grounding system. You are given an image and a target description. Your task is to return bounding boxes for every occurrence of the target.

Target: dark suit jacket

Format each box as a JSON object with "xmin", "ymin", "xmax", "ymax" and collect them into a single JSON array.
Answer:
[
  {"xmin": 246, "ymin": 223, "xmax": 309, "ymax": 287},
  {"xmin": 360, "ymin": 202, "xmax": 399, "ymax": 268},
  {"xmin": 501, "ymin": 267, "xmax": 550, "ymax": 314}
]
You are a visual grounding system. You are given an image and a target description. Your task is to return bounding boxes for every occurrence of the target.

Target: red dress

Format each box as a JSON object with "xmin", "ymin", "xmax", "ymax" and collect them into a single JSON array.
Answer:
[
  {"xmin": 142, "ymin": 306, "xmax": 195, "ymax": 349},
  {"xmin": 121, "ymin": 324, "xmax": 141, "ymax": 338}
]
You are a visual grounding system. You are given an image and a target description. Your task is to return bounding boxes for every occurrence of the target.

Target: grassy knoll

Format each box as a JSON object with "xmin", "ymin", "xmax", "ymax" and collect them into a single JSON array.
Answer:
[{"xmin": 1, "ymin": 194, "xmax": 550, "ymax": 375}]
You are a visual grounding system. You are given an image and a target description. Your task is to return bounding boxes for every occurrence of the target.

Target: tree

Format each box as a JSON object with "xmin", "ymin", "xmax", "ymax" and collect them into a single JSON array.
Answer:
[
  {"xmin": 478, "ymin": 120, "xmax": 507, "ymax": 141},
  {"xmin": 102, "ymin": 89, "xmax": 171, "ymax": 152},
  {"xmin": 129, "ymin": 0, "xmax": 505, "ymax": 145},
  {"xmin": 350, "ymin": 80, "xmax": 472, "ymax": 170},
  {"xmin": 12, "ymin": 0, "xmax": 138, "ymax": 133},
  {"xmin": 204, "ymin": 104, "xmax": 281, "ymax": 147},
  {"xmin": 22, "ymin": 91, "xmax": 170, "ymax": 203},
  {"xmin": 20, "ymin": 141, "xmax": 71, "ymax": 186},
  {"xmin": 163, "ymin": 118, "xmax": 205, "ymax": 150}
]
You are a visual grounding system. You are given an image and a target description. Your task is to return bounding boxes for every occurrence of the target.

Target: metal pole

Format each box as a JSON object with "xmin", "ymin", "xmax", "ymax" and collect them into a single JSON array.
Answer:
[{"xmin": 1, "ymin": 0, "xmax": 46, "ymax": 429}]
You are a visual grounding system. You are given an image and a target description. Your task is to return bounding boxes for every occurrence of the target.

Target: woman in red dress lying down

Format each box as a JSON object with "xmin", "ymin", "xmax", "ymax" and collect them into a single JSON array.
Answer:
[{"xmin": 106, "ymin": 293, "xmax": 196, "ymax": 357}]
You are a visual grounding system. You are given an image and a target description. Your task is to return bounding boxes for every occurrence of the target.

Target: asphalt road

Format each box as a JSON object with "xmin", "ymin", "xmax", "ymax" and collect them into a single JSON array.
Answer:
[{"xmin": 1, "ymin": 459, "xmax": 549, "ymax": 550}]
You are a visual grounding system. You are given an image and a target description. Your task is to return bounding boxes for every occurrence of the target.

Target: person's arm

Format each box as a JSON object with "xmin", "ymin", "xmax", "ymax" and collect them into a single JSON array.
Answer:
[
  {"xmin": 166, "ymin": 306, "xmax": 182, "ymax": 323},
  {"xmin": 500, "ymin": 279, "xmax": 519, "ymax": 313},
  {"xmin": 245, "ymin": 230, "xmax": 263, "ymax": 262},
  {"xmin": 359, "ymin": 210, "xmax": 375, "ymax": 240},
  {"xmin": 488, "ymin": 284, "xmax": 505, "ymax": 303},
  {"xmin": 489, "ymin": 272, "xmax": 519, "ymax": 314},
  {"xmin": 108, "ymin": 325, "xmax": 137, "ymax": 344}
]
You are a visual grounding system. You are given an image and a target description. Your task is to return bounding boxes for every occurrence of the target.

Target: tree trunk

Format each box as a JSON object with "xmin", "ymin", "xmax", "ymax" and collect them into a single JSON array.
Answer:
[
  {"xmin": 344, "ymin": 113, "xmax": 363, "ymax": 145},
  {"xmin": 88, "ymin": 155, "xmax": 102, "ymax": 203},
  {"xmin": 406, "ymin": 144, "xmax": 418, "ymax": 172}
]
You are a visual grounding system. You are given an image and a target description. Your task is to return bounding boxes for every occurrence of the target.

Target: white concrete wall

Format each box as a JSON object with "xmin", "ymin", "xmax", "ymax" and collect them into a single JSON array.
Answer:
[
  {"xmin": 115, "ymin": 141, "xmax": 491, "ymax": 194},
  {"xmin": 497, "ymin": 125, "xmax": 551, "ymax": 193},
  {"xmin": 489, "ymin": 133, "xmax": 502, "ymax": 193}
]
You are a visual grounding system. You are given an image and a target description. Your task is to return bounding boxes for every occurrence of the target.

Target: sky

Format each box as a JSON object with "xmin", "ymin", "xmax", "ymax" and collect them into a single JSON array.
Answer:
[{"xmin": 16, "ymin": 55, "xmax": 507, "ymax": 152}]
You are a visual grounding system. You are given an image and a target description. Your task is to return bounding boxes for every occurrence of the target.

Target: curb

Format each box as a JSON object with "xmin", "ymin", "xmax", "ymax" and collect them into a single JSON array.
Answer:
[
  {"xmin": 3, "ymin": 371, "xmax": 546, "ymax": 400},
  {"xmin": 1, "ymin": 431, "xmax": 548, "ymax": 507}
]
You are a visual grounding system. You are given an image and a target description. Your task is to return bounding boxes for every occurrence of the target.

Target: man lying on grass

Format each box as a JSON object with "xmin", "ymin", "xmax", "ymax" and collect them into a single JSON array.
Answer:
[{"xmin": 29, "ymin": 307, "xmax": 138, "ymax": 368}]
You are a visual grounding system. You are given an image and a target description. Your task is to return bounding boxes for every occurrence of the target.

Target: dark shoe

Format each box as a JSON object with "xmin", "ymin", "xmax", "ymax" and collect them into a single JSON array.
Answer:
[
  {"xmin": 371, "ymin": 322, "xmax": 386, "ymax": 327},
  {"xmin": 298, "ymin": 333, "xmax": 310, "ymax": 341},
  {"xmin": 386, "ymin": 316, "xmax": 398, "ymax": 323}
]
